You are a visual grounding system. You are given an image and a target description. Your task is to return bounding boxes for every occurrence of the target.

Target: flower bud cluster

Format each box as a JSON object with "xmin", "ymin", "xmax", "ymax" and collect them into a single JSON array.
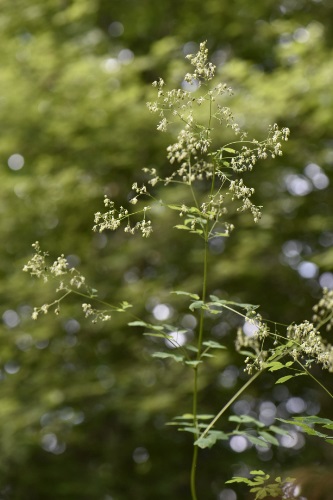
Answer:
[
  {"xmin": 23, "ymin": 241, "xmax": 49, "ymax": 282},
  {"xmin": 93, "ymin": 198, "xmax": 129, "ymax": 232},
  {"xmin": 82, "ymin": 303, "xmax": 111, "ymax": 323},
  {"xmin": 94, "ymin": 195, "xmax": 153, "ymax": 238},
  {"xmin": 146, "ymin": 42, "xmax": 290, "ymax": 230},
  {"xmin": 235, "ymin": 314, "xmax": 270, "ymax": 373},
  {"xmin": 229, "ymin": 179, "xmax": 262, "ymax": 222},
  {"xmin": 185, "ymin": 41, "xmax": 216, "ymax": 83},
  {"xmin": 23, "ymin": 243, "xmax": 94, "ymax": 320},
  {"xmin": 312, "ymin": 288, "xmax": 333, "ymax": 331},
  {"xmin": 287, "ymin": 320, "xmax": 333, "ymax": 371}
]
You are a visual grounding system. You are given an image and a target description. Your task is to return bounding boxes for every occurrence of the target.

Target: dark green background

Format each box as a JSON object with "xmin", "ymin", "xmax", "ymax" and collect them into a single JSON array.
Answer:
[{"xmin": 1, "ymin": 0, "xmax": 333, "ymax": 498}]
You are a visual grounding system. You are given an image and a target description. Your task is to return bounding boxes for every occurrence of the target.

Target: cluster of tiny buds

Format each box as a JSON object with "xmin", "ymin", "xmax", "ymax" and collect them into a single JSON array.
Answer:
[
  {"xmin": 82, "ymin": 303, "xmax": 111, "ymax": 323},
  {"xmin": 312, "ymin": 288, "xmax": 333, "ymax": 331},
  {"xmin": 229, "ymin": 179, "xmax": 262, "ymax": 223},
  {"xmin": 94, "ymin": 196, "xmax": 152, "ymax": 237},
  {"xmin": 23, "ymin": 246, "xmax": 48, "ymax": 281},
  {"xmin": 200, "ymin": 197, "xmax": 227, "ymax": 221},
  {"xmin": 142, "ymin": 167, "xmax": 160, "ymax": 186},
  {"xmin": 93, "ymin": 197, "xmax": 128, "ymax": 232},
  {"xmin": 287, "ymin": 320, "xmax": 333, "ymax": 371},
  {"xmin": 235, "ymin": 325, "xmax": 268, "ymax": 374},
  {"xmin": 223, "ymin": 222, "xmax": 235, "ymax": 236},
  {"xmin": 185, "ymin": 41, "xmax": 216, "ymax": 83},
  {"xmin": 270, "ymin": 123, "xmax": 290, "ymax": 142},
  {"xmin": 130, "ymin": 182, "xmax": 147, "ymax": 205},
  {"xmin": 124, "ymin": 218, "xmax": 153, "ymax": 237},
  {"xmin": 23, "ymin": 242, "xmax": 75, "ymax": 283},
  {"xmin": 23, "ymin": 242, "xmax": 94, "ymax": 320},
  {"xmin": 227, "ymin": 125, "xmax": 289, "ymax": 174},
  {"xmin": 32, "ymin": 304, "xmax": 50, "ymax": 320},
  {"xmin": 215, "ymin": 106, "xmax": 246, "ymax": 139}
]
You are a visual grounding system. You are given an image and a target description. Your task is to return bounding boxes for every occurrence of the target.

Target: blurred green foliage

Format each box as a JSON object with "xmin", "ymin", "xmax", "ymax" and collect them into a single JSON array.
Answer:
[{"xmin": 1, "ymin": 0, "xmax": 333, "ymax": 498}]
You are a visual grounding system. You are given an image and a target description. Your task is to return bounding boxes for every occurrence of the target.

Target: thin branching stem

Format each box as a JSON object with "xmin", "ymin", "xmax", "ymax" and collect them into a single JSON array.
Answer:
[
  {"xmin": 200, "ymin": 369, "xmax": 263, "ymax": 441},
  {"xmin": 190, "ymin": 228, "xmax": 209, "ymax": 500},
  {"xmin": 295, "ymin": 360, "xmax": 333, "ymax": 399}
]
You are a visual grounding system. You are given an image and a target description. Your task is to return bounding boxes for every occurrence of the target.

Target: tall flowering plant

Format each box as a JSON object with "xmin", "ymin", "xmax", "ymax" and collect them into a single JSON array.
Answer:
[{"xmin": 23, "ymin": 43, "xmax": 333, "ymax": 499}]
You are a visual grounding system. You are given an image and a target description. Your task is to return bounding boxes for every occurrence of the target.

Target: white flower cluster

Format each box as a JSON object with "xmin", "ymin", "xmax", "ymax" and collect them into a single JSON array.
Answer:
[
  {"xmin": 142, "ymin": 167, "xmax": 160, "ymax": 187},
  {"xmin": 165, "ymin": 126, "xmax": 214, "ymax": 184},
  {"xmin": 23, "ymin": 242, "xmax": 93, "ymax": 320},
  {"xmin": 82, "ymin": 303, "xmax": 111, "ymax": 323},
  {"xmin": 23, "ymin": 243, "xmax": 133, "ymax": 323},
  {"xmin": 130, "ymin": 182, "xmax": 147, "ymax": 205},
  {"xmin": 49, "ymin": 255, "xmax": 68, "ymax": 276},
  {"xmin": 94, "ymin": 196, "xmax": 153, "ymax": 238},
  {"xmin": 185, "ymin": 41, "xmax": 216, "ymax": 83},
  {"xmin": 23, "ymin": 242, "xmax": 71, "ymax": 282},
  {"xmin": 229, "ymin": 179, "xmax": 262, "ymax": 222},
  {"xmin": 214, "ymin": 105, "xmax": 245, "ymax": 139},
  {"xmin": 235, "ymin": 334, "xmax": 269, "ymax": 375},
  {"xmin": 236, "ymin": 287, "xmax": 333, "ymax": 375},
  {"xmin": 287, "ymin": 320, "xmax": 333, "ymax": 371},
  {"xmin": 22, "ymin": 241, "xmax": 48, "ymax": 282},
  {"xmin": 124, "ymin": 218, "xmax": 153, "ymax": 237},
  {"xmin": 201, "ymin": 195, "xmax": 227, "ymax": 220},
  {"xmin": 235, "ymin": 313, "xmax": 270, "ymax": 373},
  {"xmin": 93, "ymin": 197, "xmax": 128, "ymax": 232},
  {"xmin": 145, "ymin": 42, "xmax": 290, "ymax": 235},
  {"xmin": 32, "ymin": 304, "xmax": 50, "ymax": 320},
  {"xmin": 230, "ymin": 128, "xmax": 289, "ymax": 172},
  {"xmin": 313, "ymin": 288, "xmax": 333, "ymax": 331}
]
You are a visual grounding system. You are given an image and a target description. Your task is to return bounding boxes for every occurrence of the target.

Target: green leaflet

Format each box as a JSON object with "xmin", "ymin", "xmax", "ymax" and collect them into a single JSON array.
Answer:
[
  {"xmin": 166, "ymin": 204, "xmax": 182, "ymax": 211},
  {"xmin": 266, "ymin": 361, "xmax": 286, "ymax": 372},
  {"xmin": 277, "ymin": 416, "xmax": 333, "ymax": 443},
  {"xmin": 143, "ymin": 332, "xmax": 173, "ymax": 339},
  {"xmin": 268, "ymin": 425, "xmax": 290, "ymax": 436},
  {"xmin": 189, "ymin": 300, "xmax": 205, "ymax": 311},
  {"xmin": 209, "ymin": 295, "xmax": 259, "ymax": 311},
  {"xmin": 202, "ymin": 340, "xmax": 226, "ymax": 349},
  {"xmin": 152, "ymin": 352, "xmax": 184, "ymax": 363},
  {"xmin": 237, "ymin": 433, "xmax": 269, "ymax": 448},
  {"xmin": 171, "ymin": 290, "xmax": 200, "ymax": 300},
  {"xmin": 275, "ymin": 373, "xmax": 306, "ymax": 384},
  {"xmin": 222, "ymin": 147, "xmax": 236, "ymax": 154},
  {"xmin": 185, "ymin": 360, "xmax": 202, "ymax": 368},
  {"xmin": 172, "ymin": 414, "xmax": 214, "ymax": 421},
  {"xmin": 128, "ymin": 320, "xmax": 164, "ymax": 330},
  {"xmin": 258, "ymin": 431, "xmax": 279, "ymax": 446},
  {"xmin": 275, "ymin": 375, "xmax": 294, "ymax": 384},
  {"xmin": 226, "ymin": 473, "xmax": 296, "ymax": 500},
  {"xmin": 195, "ymin": 430, "xmax": 229, "ymax": 449},
  {"xmin": 229, "ymin": 415, "xmax": 265, "ymax": 428},
  {"xmin": 210, "ymin": 231, "xmax": 230, "ymax": 237},
  {"xmin": 266, "ymin": 360, "xmax": 294, "ymax": 372}
]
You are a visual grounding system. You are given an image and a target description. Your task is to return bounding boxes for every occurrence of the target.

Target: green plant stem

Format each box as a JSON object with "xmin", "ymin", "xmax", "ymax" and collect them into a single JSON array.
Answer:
[
  {"xmin": 199, "ymin": 368, "xmax": 263, "ymax": 441},
  {"xmin": 190, "ymin": 234, "xmax": 209, "ymax": 500},
  {"xmin": 190, "ymin": 439, "xmax": 199, "ymax": 500},
  {"xmin": 295, "ymin": 360, "xmax": 333, "ymax": 399}
]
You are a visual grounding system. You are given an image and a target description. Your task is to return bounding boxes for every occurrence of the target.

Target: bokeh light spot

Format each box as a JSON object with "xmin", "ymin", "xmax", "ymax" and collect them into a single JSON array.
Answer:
[
  {"xmin": 8, "ymin": 154, "xmax": 24, "ymax": 170},
  {"xmin": 218, "ymin": 488, "xmax": 237, "ymax": 500},
  {"xmin": 132, "ymin": 447, "xmax": 149, "ymax": 464},
  {"xmin": 297, "ymin": 261, "xmax": 318, "ymax": 279},
  {"xmin": 319, "ymin": 272, "xmax": 333, "ymax": 289},
  {"xmin": 229, "ymin": 435, "xmax": 248, "ymax": 453},
  {"xmin": 153, "ymin": 304, "xmax": 171, "ymax": 321},
  {"xmin": 2, "ymin": 309, "xmax": 20, "ymax": 328},
  {"xmin": 108, "ymin": 22, "xmax": 124, "ymax": 37}
]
